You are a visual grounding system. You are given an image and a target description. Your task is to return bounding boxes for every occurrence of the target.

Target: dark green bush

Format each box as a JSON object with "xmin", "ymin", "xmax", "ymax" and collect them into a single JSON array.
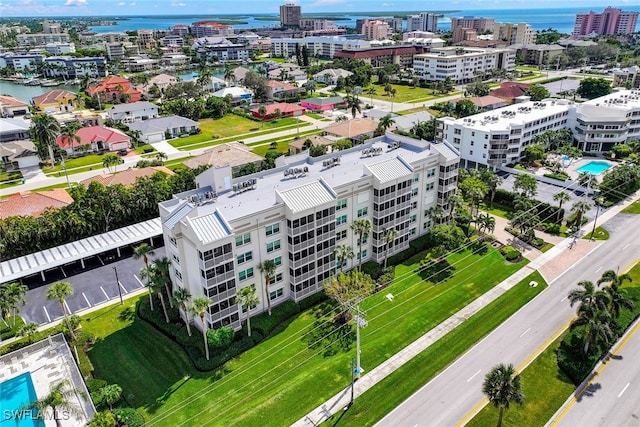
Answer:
[
  {"xmin": 298, "ymin": 291, "xmax": 328, "ymax": 311},
  {"xmin": 250, "ymin": 301, "xmax": 300, "ymax": 337},
  {"xmin": 113, "ymin": 408, "xmax": 145, "ymax": 427},
  {"xmin": 207, "ymin": 326, "xmax": 234, "ymax": 350},
  {"xmin": 499, "ymin": 245, "xmax": 521, "ymax": 261},
  {"xmin": 142, "ymin": 147, "xmax": 154, "ymax": 154},
  {"xmin": 86, "ymin": 378, "xmax": 108, "ymax": 393},
  {"xmin": 543, "ymin": 223, "xmax": 561, "ymax": 234},
  {"xmin": 543, "ymin": 173, "xmax": 568, "ymax": 181},
  {"xmin": 361, "ymin": 261, "xmax": 382, "ymax": 280}
]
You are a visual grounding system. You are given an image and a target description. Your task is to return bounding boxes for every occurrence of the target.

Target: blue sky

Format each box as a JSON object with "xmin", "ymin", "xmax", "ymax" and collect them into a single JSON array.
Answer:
[{"xmin": 0, "ymin": 0, "xmax": 635, "ymax": 17}]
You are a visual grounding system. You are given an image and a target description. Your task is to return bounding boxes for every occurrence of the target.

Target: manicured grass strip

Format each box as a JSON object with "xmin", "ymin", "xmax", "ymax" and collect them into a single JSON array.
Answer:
[
  {"xmin": 583, "ymin": 226, "xmax": 609, "ymax": 240},
  {"xmin": 250, "ymin": 130, "xmax": 322, "ymax": 157},
  {"xmin": 395, "ymin": 106, "xmax": 428, "ymax": 115},
  {"xmin": 0, "ymin": 170, "xmax": 23, "ymax": 188},
  {"xmin": 323, "ymin": 271, "xmax": 547, "ymax": 426},
  {"xmin": 45, "ymin": 153, "xmax": 108, "ymax": 174},
  {"xmin": 621, "ymin": 200, "xmax": 640, "ymax": 214}
]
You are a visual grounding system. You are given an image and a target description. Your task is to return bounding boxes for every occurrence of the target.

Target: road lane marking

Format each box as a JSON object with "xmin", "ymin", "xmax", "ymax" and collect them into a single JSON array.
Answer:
[
  {"xmin": 466, "ymin": 369, "xmax": 481, "ymax": 383},
  {"xmin": 618, "ymin": 383, "xmax": 630, "ymax": 398},
  {"xmin": 622, "ymin": 244, "xmax": 629, "ymax": 250},
  {"xmin": 100, "ymin": 286, "xmax": 109, "ymax": 299},
  {"xmin": 119, "ymin": 281, "xmax": 128, "ymax": 293},
  {"xmin": 561, "ymin": 296, "xmax": 567, "ymax": 302},
  {"xmin": 43, "ymin": 306, "xmax": 51, "ymax": 322},
  {"xmin": 82, "ymin": 292, "xmax": 91, "ymax": 307},
  {"xmin": 519, "ymin": 327, "xmax": 531, "ymax": 338},
  {"xmin": 63, "ymin": 300, "xmax": 71, "ymax": 314},
  {"xmin": 595, "ymin": 266, "xmax": 603, "ymax": 273}
]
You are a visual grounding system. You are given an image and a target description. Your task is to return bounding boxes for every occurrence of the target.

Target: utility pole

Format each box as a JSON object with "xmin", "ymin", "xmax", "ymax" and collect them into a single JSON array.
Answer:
[
  {"xmin": 590, "ymin": 197, "xmax": 603, "ymax": 240},
  {"xmin": 113, "ymin": 266, "xmax": 123, "ymax": 305},
  {"xmin": 353, "ymin": 303, "xmax": 367, "ymax": 380}
]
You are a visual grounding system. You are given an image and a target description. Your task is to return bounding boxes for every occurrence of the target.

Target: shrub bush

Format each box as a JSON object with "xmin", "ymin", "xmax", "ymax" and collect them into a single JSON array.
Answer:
[
  {"xmin": 142, "ymin": 147, "xmax": 154, "ymax": 154},
  {"xmin": 361, "ymin": 261, "xmax": 382, "ymax": 280},
  {"xmin": 499, "ymin": 245, "xmax": 521, "ymax": 261},
  {"xmin": 250, "ymin": 301, "xmax": 300, "ymax": 337},
  {"xmin": 298, "ymin": 291, "xmax": 328, "ymax": 312},
  {"xmin": 206, "ymin": 326, "xmax": 234, "ymax": 350},
  {"xmin": 543, "ymin": 173, "xmax": 568, "ymax": 181},
  {"xmin": 543, "ymin": 223, "xmax": 561, "ymax": 235},
  {"xmin": 113, "ymin": 408, "xmax": 145, "ymax": 427},
  {"xmin": 86, "ymin": 378, "xmax": 108, "ymax": 393},
  {"xmin": 0, "ymin": 316, "xmax": 25, "ymax": 340}
]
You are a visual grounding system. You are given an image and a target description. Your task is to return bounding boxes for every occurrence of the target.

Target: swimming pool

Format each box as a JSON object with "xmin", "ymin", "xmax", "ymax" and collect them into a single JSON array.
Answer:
[
  {"xmin": 576, "ymin": 161, "xmax": 612, "ymax": 175},
  {"xmin": 0, "ymin": 372, "xmax": 44, "ymax": 427}
]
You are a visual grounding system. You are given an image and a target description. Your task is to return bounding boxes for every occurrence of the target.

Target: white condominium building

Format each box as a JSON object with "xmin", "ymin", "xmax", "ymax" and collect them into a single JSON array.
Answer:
[
  {"xmin": 413, "ymin": 47, "xmax": 515, "ymax": 83},
  {"xmin": 159, "ymin": 135, "xmax": 459, "ymax": 331},
  {"xmin": 270, "ymin": 36, "xmax": 370, "ymax": 59},
  {"xmin": 493, "ymin": 23, "xmax": 537, "ymax": 45}
]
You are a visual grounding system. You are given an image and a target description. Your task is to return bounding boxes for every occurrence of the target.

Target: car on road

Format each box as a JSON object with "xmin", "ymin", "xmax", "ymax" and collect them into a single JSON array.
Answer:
[{"xmin": 117, "ymin": 149, "xmax": 128, "ymax": 156}]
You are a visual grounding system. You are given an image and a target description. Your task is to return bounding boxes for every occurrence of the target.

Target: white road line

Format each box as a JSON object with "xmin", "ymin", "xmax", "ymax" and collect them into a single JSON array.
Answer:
[
  {"xmin": 63, "ymin": 300, "xmax": 71, "ymax": 314},
  {"xmin": 82, "ymin": 292, "xmax": 91, "ymax": 307},
  {"xmin": 100, "ymin": 286, "xmax": 109, "ymax": 299},
  {"xmin": 623, "ymin": 244, "xmax": 630, "ymax": 250},
  {"xmin": 595, "ymin": 266, "xmax": 603, "ymax": 273},
  {"xmin": 466, "ymin": 369, "xmax": 481, "ymax": 383},
  {"xmin": 43, "ymin": 306, "xmax": 51, "ymax": 322},
  {"xmin": 561, "ymin": 296, "xmax": 567, "ymax": 302},
  {"xmin": 618, "ymin": 382, "xmax": 630, "ymax": 398},
  {"xmin": 119, "ymin": 281, "xmax": 128, "ymax": 293},
  {"xmin": 519, "ymin": 327, "xmax": 531, "ymax": 338}
]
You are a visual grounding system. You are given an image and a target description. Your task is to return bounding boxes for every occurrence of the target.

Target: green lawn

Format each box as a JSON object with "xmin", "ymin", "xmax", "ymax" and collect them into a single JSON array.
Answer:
[
  {"xmin": 0, "ymin": 170, "xmax": 23, "ymax": 188},
  {"xmin": 45, "ymin": 153, "xmax": 112, "ymax": 176},
  {"xmin": 168, "ymin": 115, "xmax": 302, "ymax": 149},
  {"xmin": 362, "ymin": 84, "xmax": 459, "ymax": 104},
  {"xmin": 323, "ymin": 271, "xmax": 547, "ymax": 426},
  {"xmin": 249, "ymin": 129, "xmax": 322, "ymax": 156},
  {"xmin": 622, "ymin": 200, "xmax": 640, "ymax": 214},
  {"xmin": 86, "ymin": 246, "xmax": 527, "ymax": 426},
  {"xmin": 583, "ymin": 226, "xmax": 609, "ymax": 240},
  {"xmin": 396, "ymin": 106, "xmax": 428, "ymax": 115},
  {"xmin": 306, "ymin": 112, "xmax": 325, "ymax": 120},
  {"xmin": 466, "ymin": 334, "xmax": 574, "ymax": 427}
]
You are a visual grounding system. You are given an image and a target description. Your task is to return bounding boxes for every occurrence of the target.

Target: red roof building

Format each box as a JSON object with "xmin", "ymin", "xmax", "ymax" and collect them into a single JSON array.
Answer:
[
  {"xmin": 250, "ymin": 103, "xmax": 306, "ymax": 120},
  {"xmin": 56, "ymin": 126, "xmax": 130, "ymax": 153},
  {"xmin": 86, "ymin": 76, "xmax": 142, "ymax": 103},
  {"xmin": 490, "ymin": 82, "xmax": 531, "ymax": 102},
  {"xmin": 0, "ymin": 189, "xmax": 74, "ymax": 219}
]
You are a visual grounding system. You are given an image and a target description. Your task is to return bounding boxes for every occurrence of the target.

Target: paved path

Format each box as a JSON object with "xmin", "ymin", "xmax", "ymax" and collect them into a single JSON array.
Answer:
[{"xmin": 293, "ymin": 190, "xmax": 640, "ymax": 427}]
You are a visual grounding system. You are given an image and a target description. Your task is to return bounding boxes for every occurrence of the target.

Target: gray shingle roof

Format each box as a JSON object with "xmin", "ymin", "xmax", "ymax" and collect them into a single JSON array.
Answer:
[
  {"xmin": 127, "ymin": 115, "xmax": 198, "ymax": 134},
  {"xmin": 109, "ymin": 101, "xmax": 158, "ymax": 114}
]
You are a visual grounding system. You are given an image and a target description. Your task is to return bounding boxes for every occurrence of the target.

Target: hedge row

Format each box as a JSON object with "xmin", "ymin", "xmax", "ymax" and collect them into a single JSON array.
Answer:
[{"xmin": 499, "ymin": 245, "xmax": 522, "ymax": 261}]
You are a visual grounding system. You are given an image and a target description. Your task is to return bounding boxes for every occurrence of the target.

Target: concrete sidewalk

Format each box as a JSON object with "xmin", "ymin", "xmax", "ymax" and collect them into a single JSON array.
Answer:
[{"xmin": 293, "ymin": 191, "xmax": 640, "ymax": 427}]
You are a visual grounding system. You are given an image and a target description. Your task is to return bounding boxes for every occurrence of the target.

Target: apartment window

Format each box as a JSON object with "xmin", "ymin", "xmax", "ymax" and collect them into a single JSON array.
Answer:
[
  {"xmin": 470, "ymin": 141, "xmax": 474, "ymax": 146},
  {"xmin": 174, "ymin": 269, "xmax": 182, "ymax": 280},
  {"xmin": 423, "ymin": 220, "xmax": 432, "ymax": 230},
  {"xmin": 266, "ymin": 240, "xmax": 281, "ymax": 253},
  {"xmin": 235, "ymin": 232, "xmax": 251, "ymax": 247},
  {"xmin": 269, "ymin": 287, "xmax": 284, "ymax": 301},
  {"xmin": 273, "ymin": 256, "xmax": 282, "ymax": 267},
  {"xmin": 411, "ymin": 188, "xmax": 418, "ymax": 197},
  {"xmin": 238, "ymin": 267, "xmax": 254, "ymax": 281},
  {"xmin": 336, "ymin": 199, "xmax": 347, "ymax": 211},
  {"xmin": 427, "ymin": 168, "xmax": 436, "ymax": 177},
  {"xmin": 236, "ymin": 251, "xmax": 253, "ymax": 265},
  {"xmin": 426, "ymin": 182, "xmax": 435, "ymax": 191},
  {"xmin": 410, "ymin": 214, "xmax": 417, "ymax": 223},
  {"xmin": 336, "ymin": 229, "xmax": 347, "ymax": 240},
  {"xmin": 410, "ymin": 228, "xmax": 416, "ymax": 236},
  {"xmin": 470, "ymin": 150, "xmax": 473, "ymax": 155},
  {"xmin": 413, "ymin": 173, "xmax": 420, "ymax": 183},
  {"xmin": 357, "ymin": 207, "xmax": 368, "ymax": 218},
  {"xmin": 357, "ymin": 249, "xmax": 368, "ymax": 260},
  {"xmin": 273, "ymin": 272, "xmax": 283, "ymax": 284},
  {"xmin": 169, "ymin": 237, "xmax": 177, "ymax": 246},
  {"xmin": 265, "ymin": 223, "xmax": 280, "ymax": 236},
  {"xmin": 357, "ymin": 236, "xmax": 368, "ymax": 245},
  {"xmin": 336, "ymin": 214, "xmax": 348, "ymax": 226}
]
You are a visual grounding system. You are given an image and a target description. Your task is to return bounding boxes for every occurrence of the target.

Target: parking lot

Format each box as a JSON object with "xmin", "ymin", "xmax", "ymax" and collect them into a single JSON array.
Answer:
[{"xmin": 21, "ymin": 246, "xmax": 166, "ymax": 325}]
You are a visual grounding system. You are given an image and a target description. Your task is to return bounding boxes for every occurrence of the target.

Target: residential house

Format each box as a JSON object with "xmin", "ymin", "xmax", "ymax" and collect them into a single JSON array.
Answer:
[
  {"xmin": 0, "ymin": 189, "xmax": 74, "ymax": 219},
  {"xmin": 0, "ymin": 118, "xmax": 30, "ymax": 143},
  {"xmin": 138, "ymin": 73, "xmax": 179, "ymax": 96},
  {"xmin": 86, "ymin": 76, "xmax": 142, "ymax": 103},
  {"xmin": 211, "ymin": 87, "xmax": 252, "ymax": 106},
  {"xmin": 313, "ymin": 68, "xmax": 353, "ymax": 85},
  {"xmin": 490, "ymin": 81, "xmax": 531, "ymax": 103},
  {"xmin": 127, "ymin": 116, "xmax": 198, "ymax": 143},
  {"xmin": 55, "ymin": 125, "xmax": 130, "ymax": 154},
  {"xmin": 265, "ymin": 80, "xmax": 302, "ymax": 101},
  {"xmin": 31, "ymin": 90, "xmax": 77, "ymax": 113},
  {"xmin": 250, "ymin": 103, "xmax": 306, "ymax": 120},
  {"xmin": 323, "ymin": 118, "xmax": 379, "ymax": 142},
  {"xmin": 0, "ymin": 140, "xmax": 40, "ymax": 169},
  {"xmin": 0, "ymin": 95, "xmax": 29, "ymax": 117},
  {"xmin": 80, "ymin": 166, "xmax": 174, "ymax": 187},
  {"xmin": 108, "ymin": 101, "xmax": 159, "ymax": 123},
  {"xmin": 453, "ymin": 95, "xmax": 508, "ymax": 111},
  {"xmin": 288, "ymin": 134, "xmax": 336, "ymax": 155},
  {"xmin": 183, "ymin": 142, "xmax": 263, "ymax": 172},
  {"xmin": 267, "ymin": 67, "xmax": 306, "ymax": 82},
  {"xmin": 300, "ymin": 96, "xmax": 345, "ymax": 111},
  {"xmin": 391, "ymin": 110, "xmax": 435, "ymax": 131}
]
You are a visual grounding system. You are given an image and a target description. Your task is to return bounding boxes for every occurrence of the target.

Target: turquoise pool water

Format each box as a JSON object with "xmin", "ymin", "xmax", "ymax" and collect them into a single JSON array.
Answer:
[
  {"xmin": 576, "ymin": 161, "xmax": 612, "ymax": 175},
  {"xmin": 0, "ymin": 372, "xmax": 43, "ymax": 427}
]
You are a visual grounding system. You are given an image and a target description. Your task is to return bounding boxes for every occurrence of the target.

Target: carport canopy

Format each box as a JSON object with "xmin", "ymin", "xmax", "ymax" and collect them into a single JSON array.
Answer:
[{"xmin": 0, "ymin": 217, "xmax": 162, "ymax": 283}]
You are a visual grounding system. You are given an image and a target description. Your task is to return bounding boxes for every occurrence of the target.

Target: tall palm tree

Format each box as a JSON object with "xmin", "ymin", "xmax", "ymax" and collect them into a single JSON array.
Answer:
[
  {"xmin": 351, "ymin": 219, "xmax": 372, "ymax": 270},
  {"xmin": 571, "ymin": 200, "xmax": 592, "ymax": 228},
  {"xmin": 377, "ymin": 114, "xmax": 395, "ymax": 134},
  {"xmin": 346, "ymin": 95, "xmax": 362, "ymax": 119},
  {"xmin": 597, "ymin": 269, "xmax": 632, "ymax": 291},
  {"xmin": 571, "ymin": 305, "xmax": 614, "ymax": 355},
  {"xmin": 553, "ymin": 191, "xmax": 571, "ymax": 222},
  {"xmin": 382, "ymin": 228, "xmax": 399, "ymax": 270},
  {"xmin": 333, "ymin": 244, "xmax": 355, "ymax": 272},
  {"xmin": 31, "ymin": 113, "xmax": 61, "ymax": 167},
  {"xmin": 102, "ymin": 153, "xmax": 121, "ymax": 174},
  {"xmin": 153, "ymin": 256, "xmax": 173, "ymax": 307},
  {"xmin": 139, "ymin": 265, "xmax": 160, "ymax": 315},
  {"xmin": 1, "ymin": 281, "xmax": 27, "ymax": 326},
  {"xmin": 602, "ymin": 285, "xmax": 634, "ymax": 318},
  {"xmin": 427, "ymin": 205, "xmax": 447, "ymax": 225},
  {"xmin": 567, "ymin": 281, "xmax": 609, "ymax": 313},
  {"xmin": 189, "ymin": 297, "xmax": 211, "ymax": 360},
  {"xmin": 258, "ymin": 259, "xmax": 277, "ymax": 316},
  {"xmin": 133, "ymin": 243, "xmax": 155, "ymax": 309},
  {"xmin": 235, "ymin": 286, "xmax": 260, "ymax": 337},
  {"xmin": 223, "ymin": 63, "xmax": 234, "ymax": 83},
  {"xmin": 46, "ymin": 281, "xmax": 75, "ymax": 340},
  {"xmin": 480, "ymin": 170, "xmax": 503, "ymax": 207},
  {"xmin": 366, "ymin": 86, "xmax": 377, "ymax": 105},
  {"xmin": 173, "ymin": 287, "xmax": 192, "ymax": 336},
  {"xmin": 59, "ymin": 123, "xmax": 81, "ymax": 156},
  {"xmin": 577, "ymin": 172, "xmax": 598, "ymax": 190},
  {"xmin": 482, "ymin": 363, "xmax": 525, "ymax": 427},
  {"xmin": 29, "ymin": 379, "xmax": 86, "ymax": 427}
]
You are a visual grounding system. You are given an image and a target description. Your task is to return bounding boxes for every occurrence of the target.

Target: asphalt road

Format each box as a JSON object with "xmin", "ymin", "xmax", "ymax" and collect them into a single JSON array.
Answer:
[
  {"xmin": 20, "ymin": 246, "xmax": 165, "ymax": 325},
  {"xmin": 376, "ymin": 212, "xmax": 640, "ymax": 427},
  {"xmin": 553, "ymin": 318, "xmax": 640, "ymax": 427}
]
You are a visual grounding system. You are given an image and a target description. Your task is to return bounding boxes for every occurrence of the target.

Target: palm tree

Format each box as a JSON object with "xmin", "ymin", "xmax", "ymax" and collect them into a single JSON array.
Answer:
[
  {"xmin": 382, "ymin": 228, "xmax": 399, "ymax": 270},
  {"xmin": 29, "ymin": 379, "xmax": 86, "ymax": 427},
  {"xmin": 258, "ymin": 259, "xmax": 277, "ymax": 316},
  {"xmin": 351, "ymin": 219, "xmax": 372, "ymax": 270},
  {"xmin": 235, "ymin": 286, "xmax": 260, "ymax": 337},
  {"xmin": 475, "ymin": 213, "xmax": 496, "ymax": 237},
  {"xmin": 59, "ymin": 124, "xmax": 81, "ymax": 156},
  {"xmin": 333, "ymin": 244, "xmax": 355, "ymax": 272},
  {"xmin": 480, "ymin": 171, "xmax": 503, "ymax": 207},
  {"xmin": 189, "ymin": 297, "xmax": 211, "ymax": 360},
  {"xmin": 173, "ymin": 287, "xmax": 192, "ymax": 336},
  {"xmin": 1, "ymin": 281, "xmax": 27, "ymax": 326},
  {"xmin": 482, "ymin": 363, "xmax": 525, "ymax": 427},
  {"xmin": 571, "ymin": 305, "xmax": 614, "ymax": 355},
  {"xmin": 153, "ymin": 256, "xmax": 173, "ymax": 307},
  {"xmin": 346, "ymin": 95, "xmax": 362, "ymax": 119},
  {"xmin": 602, "ymin": 285, "xmax": 634, "ymax": 318},
  {"xmin": 597, "ymin": 269, "xmax": 632, "ymax": 291},
  {"xmin": 427, "ymin": 205, "xmax": 447, "ymax": 225},
  {"xmin": 571, "ymin": 200, "xmax": 592, "ymax": 228},
  {"xmin": 100, "ymin": 384, "xmax": 122, "ymax": 411},
  {"xmin": 139, "ymin": 265, "xmax": 164, "ymax": 318},
  {"xmin": 577, "ymin": 172, "xmax": 598, "ymax": 190},
  {"xmin": 377, "ymin": 114, "xmax": 395, "ymax": 134},
  {"xmin": 553, "ymin": 191, "xmax": 571, "ymax": 222},
  {"xmin": 366, "ymin": 86, "xmax": 377, "ymax": 105},
  {"xmin": 223, "ymin": 63, "xmax": 234, "ymax": 83},
  {"xmin": 567, "ymin": 281, "xmax": 609, "ymax": 313},
  {"xmin": 31, "ymin": 113, "xmax": 61, "ymax": 167},
  {"xmin": 102, "ymin": 153, "xmax": 121, "ymax": 174},
  {"xmin": 155, "ymin": 151, "xmax": 168, "ymax": 163},
  {"xmin": 18, "ymin": 322, "xmax": 39, "ymax": 343},
  {"xmin": 46, "ymin": 282, "xmax": 75, "ymax": 340},
  {"xmin": 133, "ymin": 243, "xmax": 155, "ymax": 309}
]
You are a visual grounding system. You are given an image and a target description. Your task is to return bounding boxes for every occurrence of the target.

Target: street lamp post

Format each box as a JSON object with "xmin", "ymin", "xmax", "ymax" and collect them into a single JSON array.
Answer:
[{"xmin": 113, "ymin": 266, "xmax": 123, "ymax": 305}]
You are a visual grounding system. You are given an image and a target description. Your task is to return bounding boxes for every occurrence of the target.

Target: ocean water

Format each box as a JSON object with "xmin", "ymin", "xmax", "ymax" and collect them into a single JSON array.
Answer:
[{"xmin": 89, "ymin": 6, "xmax": 640, "ymax": 35}]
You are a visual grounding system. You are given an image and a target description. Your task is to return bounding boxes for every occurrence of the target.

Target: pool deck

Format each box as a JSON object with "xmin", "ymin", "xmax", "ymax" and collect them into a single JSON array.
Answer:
[
  {"xmin": 0, "ymin": 334, "xmax": 95, "ymax": 426},
  {"xmin": 539, "ymin": 155, "xmax": 616, "ymax": 182}
]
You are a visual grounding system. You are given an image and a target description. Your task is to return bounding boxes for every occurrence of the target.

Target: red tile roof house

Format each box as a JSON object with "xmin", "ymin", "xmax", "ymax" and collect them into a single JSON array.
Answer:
[
  {"xmin": 490, "ymin": 81, "xmax": 531, "ymax": 103},
  {"xmin": 265, "ymin": 80, "xmax": 302, "ymax": 101},
  {"xmin": 56, "ymin": 126, "xmax": 130, "ymax": 155},
  {"xmin": 250, "ymin": 103, "xmax": 306, "ymax": 120},
  {"xmin": 86, "ymin": 76, "xmax": 142, "ymax": 103},
  {"xmin": 0, "ymin": 189, "xmax": 74, "ymax": 219}
]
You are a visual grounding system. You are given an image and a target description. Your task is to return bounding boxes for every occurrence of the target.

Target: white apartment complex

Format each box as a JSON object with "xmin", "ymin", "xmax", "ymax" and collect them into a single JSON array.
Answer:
[
  {"xmin": 271, "ymin": 36, "xmax": 370, "ymax": 59},
  {"xmin": 407, "ymin": 13, "xmax": 439, "ymax": 32},
  {"xmin": 493, "ymin": 23, "xmax": 537, "ymax": 45},
  {"xmin": 159, "ymin": 135, "xmax": 459, "ymax": 330},
  {"xmin": 413, "ymin": 47, "xmax": 515, "ymax": 83},
  {"xmin": 438, "ymin": 89, "xmax": 640, "ymax": 168},
  {"xmin": 450, "ymin": 16, "xmax": 496, "ymax": 32}
]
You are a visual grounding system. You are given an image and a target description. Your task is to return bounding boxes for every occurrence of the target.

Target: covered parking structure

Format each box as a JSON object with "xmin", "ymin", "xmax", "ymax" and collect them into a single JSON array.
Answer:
[{"xmin": 0, "ymin": 218, "xmax": 162, "ymax": 285}]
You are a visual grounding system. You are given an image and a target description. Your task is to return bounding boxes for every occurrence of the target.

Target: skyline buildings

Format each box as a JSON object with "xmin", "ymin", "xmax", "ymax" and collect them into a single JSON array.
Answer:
[{"xmin": 572, "ymin": 6, "xmax": 639, "ymax": 37}]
